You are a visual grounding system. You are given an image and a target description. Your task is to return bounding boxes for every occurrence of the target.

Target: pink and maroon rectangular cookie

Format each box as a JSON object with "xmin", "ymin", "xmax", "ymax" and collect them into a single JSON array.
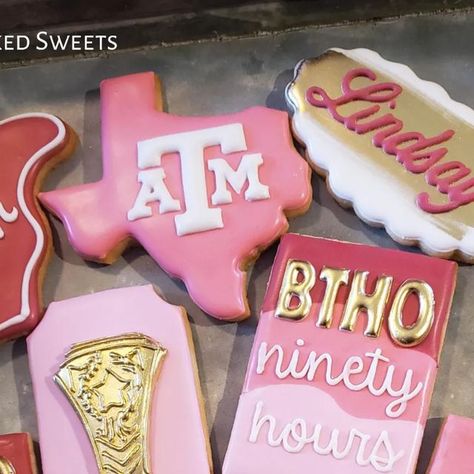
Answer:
[
  {"xmin": 428, "ymin": 415, "xmax": 474, "ymax": 473},
  {"xmin": 224, "ymin": 234, "xmax": 457, "ymax": 474}
]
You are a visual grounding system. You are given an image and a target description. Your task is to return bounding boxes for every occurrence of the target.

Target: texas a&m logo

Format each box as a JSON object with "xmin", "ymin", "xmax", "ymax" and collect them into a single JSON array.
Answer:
[{"xmin": 128, "ymin": 123, "xmax": 270, "ymax": 236}]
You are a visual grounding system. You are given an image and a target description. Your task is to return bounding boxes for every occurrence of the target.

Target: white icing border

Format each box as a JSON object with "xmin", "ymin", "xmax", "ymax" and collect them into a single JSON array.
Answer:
[
  {"xmin": 287, "ymin": 48, "xmax": 474, "ymax": 260},
  {"xmin": 0, "ymin": 113, "xmax": 66, "ymax": 332},
  {"xmin": 333, "ymin": 48, "xmax": 474, "ymax": 126}
]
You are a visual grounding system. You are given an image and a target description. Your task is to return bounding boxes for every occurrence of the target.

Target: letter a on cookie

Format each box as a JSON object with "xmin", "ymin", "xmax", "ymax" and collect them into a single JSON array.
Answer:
[{"xmin": 40, "ymin": 72, "xmax": 312, "ymax": 320}]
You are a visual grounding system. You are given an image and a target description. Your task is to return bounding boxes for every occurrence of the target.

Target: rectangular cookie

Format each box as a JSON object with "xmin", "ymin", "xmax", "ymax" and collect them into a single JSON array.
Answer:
[
  {"xmin": 27, "ymin": 285, "xmax": 212, "ymax": 473},
  {"xmin": 224, "ymin": 234, "xmax": 457, "ymax": 474}
]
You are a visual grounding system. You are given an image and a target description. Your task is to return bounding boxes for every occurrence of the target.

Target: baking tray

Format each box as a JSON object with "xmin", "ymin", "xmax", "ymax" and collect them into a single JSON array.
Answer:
[{"xmin": 0, "ymin": 9, "xmax": 473, "ymax": 473}]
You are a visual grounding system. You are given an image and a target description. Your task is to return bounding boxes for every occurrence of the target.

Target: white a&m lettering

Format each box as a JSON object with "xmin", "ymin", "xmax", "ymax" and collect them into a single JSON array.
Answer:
[{"xmin": 127, "ymin": 123, "xmax": 270, "ymax": 236}]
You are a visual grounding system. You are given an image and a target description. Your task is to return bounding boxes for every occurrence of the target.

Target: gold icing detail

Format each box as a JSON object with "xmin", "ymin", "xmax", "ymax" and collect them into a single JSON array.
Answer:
[
  {"xmin": 389, "ymin": 280, "xmax": 435, "ymax": 346},
  {"xmin": 339, "ymin": 271, "xmax": 393, "ymax": 337},
  {"xmin": 287, "ymin": 51, "xmax": 474, "ymax": 239},
  {"xmin": 0, "ymin": 457, "xmax": 15, "ymax": 474},
  {"xmin": 317, "ymin": 266, "xmax": 350, "ymax": 328},
  {"xmin": 55, "ymin": 333, "xmax": 167, "ymax": 474},
  {"xmin": 276, "ymin": 259, "xmax": 316, "ymax": 321}
]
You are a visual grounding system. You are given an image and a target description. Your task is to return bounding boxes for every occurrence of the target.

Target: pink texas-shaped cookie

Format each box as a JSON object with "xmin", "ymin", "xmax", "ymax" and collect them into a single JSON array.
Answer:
[
  {"xmin": 27, "ymin": 285, "xmax": 211, "ymax": 474},
  {"xmin": 39, "ymin": 72, "xmax": 312, "ymax": 321},
  {"xmin": 428, "ymin": 415, "xmax": 474, "ymax": 473}
]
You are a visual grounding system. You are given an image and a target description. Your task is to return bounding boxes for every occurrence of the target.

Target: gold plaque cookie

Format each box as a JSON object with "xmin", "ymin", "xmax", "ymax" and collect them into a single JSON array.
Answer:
[{"xmin": 287, "ymin": 48, "xmax": 474, "ymax": 262}]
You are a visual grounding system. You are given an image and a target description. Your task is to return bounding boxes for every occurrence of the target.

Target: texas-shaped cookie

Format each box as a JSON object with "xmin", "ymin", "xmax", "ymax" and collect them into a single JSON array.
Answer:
[
  {"xmin": 40, "ymin": 72, "xmax": 312, "ymax": 321},
  {"xmin": 0, "ymin": 113, "xmax": 75, "ymax": 342}
]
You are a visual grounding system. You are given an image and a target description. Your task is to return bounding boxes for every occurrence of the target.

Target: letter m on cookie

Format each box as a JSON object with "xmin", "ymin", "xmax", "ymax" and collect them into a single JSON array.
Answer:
[{"xmin": 40, "ymin": 72, "xmax": 311, "ymax": 320}]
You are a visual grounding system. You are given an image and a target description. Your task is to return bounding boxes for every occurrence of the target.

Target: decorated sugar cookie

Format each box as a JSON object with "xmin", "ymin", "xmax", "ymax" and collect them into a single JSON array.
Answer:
[
  {"xmin": 428, "ymin": 415, "xmax": 474, "ymax": 473},
  {"xmin": 286, "ymin": 48, "xmax": 474, "ymax": 262},
  {"xmin": 224, "ymin": 234, "xmax": 457, "ymax": 474},
  {"xmin": 0, "ymin": 113, "xmax": 75, "ymax": 342},
  {"xmin": 0, "ymin": 433, "xmax": 37, "ymax": 474},
  {"xmin": 27, "ymin": 285, "xmax": 212, "ymax": 473},
  {"xmin": 39, "ymin": 72, "xmax": 312, "ymax": 321}
]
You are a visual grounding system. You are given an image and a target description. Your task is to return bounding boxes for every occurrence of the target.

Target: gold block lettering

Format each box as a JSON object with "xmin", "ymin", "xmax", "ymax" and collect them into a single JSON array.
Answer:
[
  {"xmin": 275, "ymin": 259, "xmax": 316, "ymax": 321},
  {"xmin": 340, "ymin": 271, "xmax": 393, "ymax": 337},
  {"xmin": 389, "ymin": 280, "xmax": 435, "ymax": 346},
  {"xmin": 317, "ymin": 267, "xmax": 350, "ymax": 328}
]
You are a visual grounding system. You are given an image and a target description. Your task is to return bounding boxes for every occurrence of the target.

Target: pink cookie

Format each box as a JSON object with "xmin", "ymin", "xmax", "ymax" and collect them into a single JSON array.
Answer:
[
  {"xmin": 224, "ymin": 234, "xmax": 457, "ymax": 474},
  {"xmin": 39, "ymin": 72, "xmax": 312, "ymax": 321},
  {"xmin": 428, "ymin": 415, "xmax": 474, "ymax": 473},
  {"xmin": 27, "ymin": 285, "xmax": 212, "ymax": 474}
]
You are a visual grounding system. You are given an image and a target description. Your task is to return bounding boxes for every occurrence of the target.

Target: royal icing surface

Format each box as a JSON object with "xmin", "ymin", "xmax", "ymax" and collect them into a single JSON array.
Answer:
[
  {"xmin": 0, "ymin": 113, "xmax": 73, "ymax": 342},
  {"xmin": 0, "ymin": 433, "xmax": 37, "ymax": 474},
  {"xmin": 428, "ymin": 415, "xmax": 474, "ymax": 473},
  {"xmin": 286, "ymin": 48, "xmax": 474, "ymax": 262},
  {"xmin": 27, "ymin": 285, "xmax": 211, "ymax": 474},
  {"xmin": 39, "ymin": 72, "xmax": 312, "ymax": 320},
  {"xmin": 224, "ymin": 234, "xmax": 457, "ymax": 474}
]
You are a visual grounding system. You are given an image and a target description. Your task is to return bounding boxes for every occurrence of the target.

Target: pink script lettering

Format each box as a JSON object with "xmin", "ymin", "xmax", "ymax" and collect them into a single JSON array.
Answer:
[{"xmin": 305, "ymin": 67, "xmax": 474, "ymax": 213}]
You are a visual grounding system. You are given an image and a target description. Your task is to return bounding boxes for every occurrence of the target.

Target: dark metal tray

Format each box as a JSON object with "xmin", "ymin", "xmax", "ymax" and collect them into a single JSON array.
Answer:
[{"xmin": 0, "ymin": 9, "xmax": 473, "ymax": 473}]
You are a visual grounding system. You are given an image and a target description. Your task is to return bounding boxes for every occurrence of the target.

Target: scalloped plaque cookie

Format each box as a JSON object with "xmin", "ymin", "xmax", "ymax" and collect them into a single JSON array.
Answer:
[
  {"xmin": 224, "ymin": 234, "xmax": 457, "ymax": 474},
  {"xmin": 27, "ymin": 285, "xmax": 212, "ymax": 474},
  {"xmin": 0, "ymin": 113, "xmax": 75, "ymax": 342},
  {"xmin": 286, "ymin": 48, "xmax": 474, "ymax": 262},
  {"xmin": 40, "ymin": 72, "xmax": 312, "ymax": 321}
]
